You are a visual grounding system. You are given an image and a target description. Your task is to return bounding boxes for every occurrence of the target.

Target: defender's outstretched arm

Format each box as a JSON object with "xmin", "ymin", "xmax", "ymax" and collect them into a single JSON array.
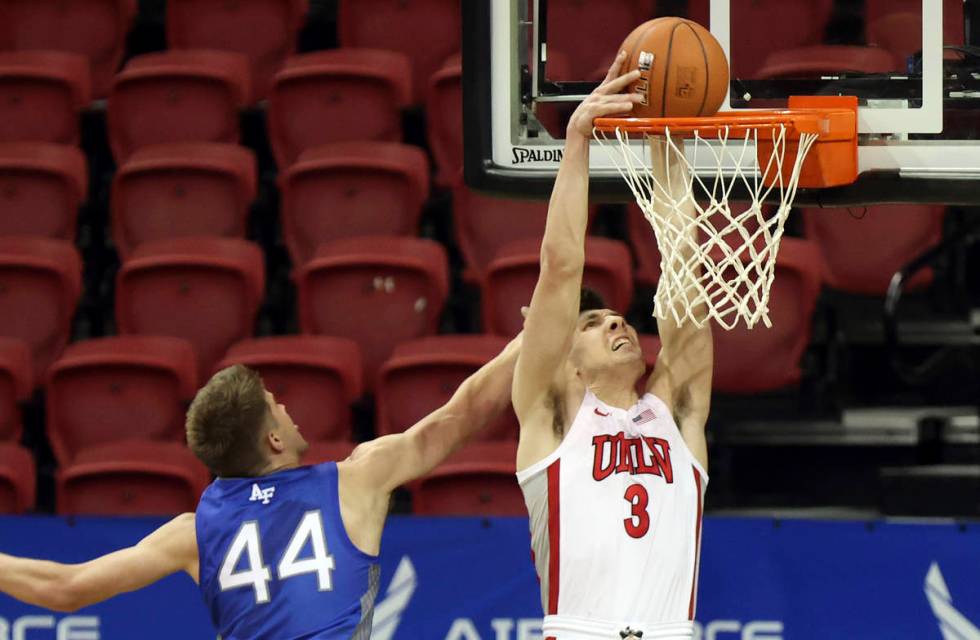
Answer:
[
  {"xmin": 343, "ymin": 334, "xmax": 522, "ymax": 493},
  {"xmin": 0, "ymin": 513, "xmax": 198, "ymax": 612}
]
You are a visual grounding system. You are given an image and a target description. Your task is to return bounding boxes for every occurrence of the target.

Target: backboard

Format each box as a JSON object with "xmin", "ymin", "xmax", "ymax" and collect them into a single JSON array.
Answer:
[{"xmin": 462, "ymin": 0, "xmax": 980, "ymax": 205}]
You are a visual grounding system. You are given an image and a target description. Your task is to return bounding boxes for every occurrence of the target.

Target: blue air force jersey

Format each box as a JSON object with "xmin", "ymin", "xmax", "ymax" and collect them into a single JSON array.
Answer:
[{"xmin": 196, "ymin": 463, "xmax": 380, "ymax": 640}]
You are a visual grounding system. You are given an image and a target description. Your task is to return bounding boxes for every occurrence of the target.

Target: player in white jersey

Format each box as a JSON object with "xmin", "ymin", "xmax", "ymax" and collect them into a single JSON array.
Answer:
[{"xmin": 513, "ymin": 51, "xmax": 713, "ymax": 640}]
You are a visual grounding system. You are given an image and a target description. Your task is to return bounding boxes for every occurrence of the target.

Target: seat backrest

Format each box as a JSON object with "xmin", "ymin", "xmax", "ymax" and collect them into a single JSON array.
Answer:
[
  {"xmin": 0, "ymin": 142, "xmax": 87, "ymax": 241},
  {"xmin": 483, "ymin": 238, "xmax": 634, "ymax": 336},
  {"xmin": 116, "ymin": 237, "xmax": 265, "ymax": 380},
  {"xmin": 865, "ymin": 0, "xmax": 964, "ymax": 68},
  {"xmin": 0, "ymin": 443, "xmax": 35, "ymax": 513},
  {"xmin": 296, "ymin": 236, "xmax": 449, "ymax": 390},
  {"xmin": 0, "ymin": 0, "xmax": 135, "ymax": 98},
  {"xmin": 269, "ymin": 50, "xmax": 411, "ymax": 167},
  {"xmin": 544, "ymin": 0, "xmax": 654, "ymax": 79},
  {"xmin": 167, "ymin": 0, "xmax": 308, "ymax": 101},
  {"xmin": 452, "ymin": 185, "xmax": 552, "ymax": 284},
  {"xmin": 0, "ymin": 236, "xmax": 82, "ymax": 378},
  {"xmin": 729, "ymin": 0, "xmax": 834, "ymax": 78},
  {"xmin": 218, "ymin": 336, "xmax": 363, "ymax": 443},
  {"xmin": 107, "ymin": 51, "xmax": 250, "ymax": 162},
  {"xmin": 0, "ymin": 338, "xmax": 31, "ymax": 442},
  {"xmin": 338, "ymin": 0, "xmax": 461, "ymax": 104},
  {"xmin": 757, "ymin": 45, "xmax": 899, "ymax": 78},
  {"xmin": 426, "ymin": 59, "xmax": 462, "ymax": 186},
  {"xmin": 0, "ymin": 51, "xmax": 91, "ymax": 145},
  {"xmin": 46, "ymin": 336, "xmax": 198, "ymax": 465},
  {"xmin": 111, "ymin": 142, "xmax": 257, "ymax": 258},
  {"xmin": 803, "ymin": 205, "xmax": 945, "ymax": 295},
  {"xmin": 376, "ymin": 335, "xmax": 518, "ymax": 440},
  {"xmin": 712, "ymin": 238, "xmax": 823, "ymax": 393},
  {"xmin": 280, "ymin": 142, "xmax": 428, "ymax": 265},
  {"xmin": 412, "ymin": 442, "xmax": 521, "ymax": 516}
]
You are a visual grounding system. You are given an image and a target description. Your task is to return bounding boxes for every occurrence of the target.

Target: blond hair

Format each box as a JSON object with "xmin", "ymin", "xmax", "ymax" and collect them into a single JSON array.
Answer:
[{"xmin": 186, "ymin": 365, "xmax": 271, "ymax": 477}]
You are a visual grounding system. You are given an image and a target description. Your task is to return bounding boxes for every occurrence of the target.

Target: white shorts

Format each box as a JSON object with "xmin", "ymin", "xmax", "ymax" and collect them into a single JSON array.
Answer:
[{"xmin": 543, "ymin": 615, "xmax": 695, "ymax": 640}]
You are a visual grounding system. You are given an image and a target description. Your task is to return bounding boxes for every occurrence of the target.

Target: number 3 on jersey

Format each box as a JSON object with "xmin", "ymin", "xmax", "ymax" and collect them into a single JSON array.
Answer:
[
  {"xmin": 219, "ymin": 510, "xmax": 336, "ymax": 604},
  {"xmin": 624, "ymin": 484, "xmax": 651, "ymax": 538}
]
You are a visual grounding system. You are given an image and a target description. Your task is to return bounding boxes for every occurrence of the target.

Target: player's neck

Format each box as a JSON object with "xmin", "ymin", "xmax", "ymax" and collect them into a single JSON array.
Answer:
[
  {"xmin": 586, "ymin": 375, "xmax": 640, "ymax": 410},
  {"xmin": 256, "ymin": 457, "xmax": 302, "ymax": 477}
]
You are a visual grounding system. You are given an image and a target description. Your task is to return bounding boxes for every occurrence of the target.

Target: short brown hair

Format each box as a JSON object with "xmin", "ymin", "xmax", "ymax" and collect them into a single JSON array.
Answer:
[{"xmin": 186, "ymin": 364, "xmax": 271, "ymax": 477}]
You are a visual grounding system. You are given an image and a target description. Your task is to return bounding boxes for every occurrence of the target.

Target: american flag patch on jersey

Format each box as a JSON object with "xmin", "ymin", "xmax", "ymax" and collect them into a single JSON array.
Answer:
[{"xmin": 632, "ymin": 408, "xmax": 655, "ymax": 425}]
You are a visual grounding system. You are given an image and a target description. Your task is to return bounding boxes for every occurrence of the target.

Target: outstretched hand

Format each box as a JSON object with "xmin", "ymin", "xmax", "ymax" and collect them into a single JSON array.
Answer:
[{"xmin": 566, "ymin": 50, "xmax": 643, "ymax": 141}]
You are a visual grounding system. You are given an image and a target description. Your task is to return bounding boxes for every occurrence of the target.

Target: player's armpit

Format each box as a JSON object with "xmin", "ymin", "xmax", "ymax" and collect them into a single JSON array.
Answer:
[
  {"xmin": 0, "ymin": 512, "xmax": 199, "ymax": 612},
  {"xmin": 647, "ymin": 316, "xmax": 712, "ymax": 471}
]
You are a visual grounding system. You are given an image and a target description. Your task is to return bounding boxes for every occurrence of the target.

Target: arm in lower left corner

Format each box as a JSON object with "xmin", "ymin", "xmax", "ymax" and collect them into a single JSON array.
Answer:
[{"xmin": 0, "ymin": 512, "xmax": 198, "ymax": 612}]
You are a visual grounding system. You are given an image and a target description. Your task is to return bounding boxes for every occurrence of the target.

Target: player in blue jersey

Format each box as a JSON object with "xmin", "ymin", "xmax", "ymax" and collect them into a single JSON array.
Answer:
[{"xmin": 0, "ymin": 334, "xmax": 521, "ymax": 638}]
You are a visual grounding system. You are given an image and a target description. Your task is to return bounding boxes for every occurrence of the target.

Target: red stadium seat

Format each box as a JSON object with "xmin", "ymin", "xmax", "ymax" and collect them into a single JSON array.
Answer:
[
  {"xmin": 426, "ymin": 55, "xmax": 462, "ymax": 187},
  {"xmin": 0, "ymin": 237, "xmax": 82, "ymax": 378},
  {"xmin": 627, "ymin": 202, "xmax": 662, "ymax": 288},
  {"xmin": 107, "ymin": 51, "xmax": 251, "ymax": 162},
  {"xmin": 728, "ymin": 0, "xmax": 834, "ymax": 78},
  {"xmin": 544, "ymin": 0, "xmax": 654, "ymax": 79},
  {"xmin": 0, "ymin": 51, "xmax": 91, "ymax": 144},
  {"xmin": 0, "ymin": 0, "xmax": 136, "ymax": 98},
  {"xmin": 338, "ymin": 0, "xmax": 461, "ymax": 104},
  {"xmin": 166, "ymin": 0, "xmax": 308, "ymax": 101},
  {"xmin": 115, "ymin": 237, "xmax": 265, "ymax": 379},
  {"xmin": 0, "ymin": 338, "xmax": 31, "ymax": 442},
  {"xmin": 46, "ymin": 336, "xmax": 198, "ymax": 466},
  {"xmin": 111, "ymin": 142, "xmax": 257, "ymax": 259},
  {"xmin": 0, "ymin": 443, "xmax": 35, "ymax": 513},
  {"xmin": 56, "ymin": 441, "xmax": 210, "ymax": 515},
  {"xmin": 712, "ymin": 238, "xmax": 823, "ymax": 393},
  {"xmin": 453, "ymin": 184, "xmax": 598, "ymax": 284},
  {"xmin": 279, "ymin": 142, "xmax": 429, "ymax": 266},
  {"xmin": 217, "ymin": 336, "xmax": 363, "ymax": 444},
  {"xmin": 802, "ymin": 205, "xmax": 945, "ymax": 295},
  {"xmin": 268, "ymin": 50, "xmax": 412, "ymax": 167},
  {"xmin": 866, "ymin": 0, "xmax": 964, "ymax": 69},
  {"xmin": 377, "ymin": 335, "xmax": 518, "ymax": 440},
  {"xmin": 296, "ymin": 236, "xmax": 449, "ymax": 390},
  {"xmin": 0, "ymin": 143, "xmax": 87, "ymax": 241},
  {"xmin": 411, "ymin": 441, "xmax": 523, "ymax": 516},
  {"xmin": 483, "ymin": 238, "xmax": 634, "ymax": 336},
  {"xmin": 302, "ymin": 440, "xmax": 357, "ymax": 466},
  {"xmin": 757, "ymin": 45, "xmax": 898, "ymax": 78}
]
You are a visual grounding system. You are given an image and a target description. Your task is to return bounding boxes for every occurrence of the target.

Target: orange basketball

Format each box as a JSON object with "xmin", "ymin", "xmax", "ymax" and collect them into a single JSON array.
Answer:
[{"xmin": 619, "ymin": 17, "xmax": 730, "ymax": 118}]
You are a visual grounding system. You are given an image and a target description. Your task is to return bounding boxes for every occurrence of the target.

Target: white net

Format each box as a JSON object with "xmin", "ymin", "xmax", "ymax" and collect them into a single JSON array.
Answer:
[{"xmin": 594, "ymin": 124, "xmax": 819, "ymax": 330}]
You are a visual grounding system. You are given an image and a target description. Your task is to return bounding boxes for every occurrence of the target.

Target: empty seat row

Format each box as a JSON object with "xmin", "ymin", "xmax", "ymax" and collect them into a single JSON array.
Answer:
[
  {"xmin": 0, "ymin": 332, "xmax": 546, "ymax": 515},
  {"xmin": 0, "ymin": 48, "xmax": 456, "ymax": 171},
  {"xmin": 0, "ymin": 438, "xmax": 526, "ymax": 516},
  {"xmin": 0, "ymin": 0, "xmax": 453, "ymax": 104}
]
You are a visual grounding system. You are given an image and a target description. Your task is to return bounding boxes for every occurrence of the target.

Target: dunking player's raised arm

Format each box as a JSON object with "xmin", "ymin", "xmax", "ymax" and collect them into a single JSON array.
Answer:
[
  {"xmin": 513, "ymin": 52, "xmax": 641, "ymax": 469},
  {"xmin": 0, "ymin": 512, "xmax": 198, "ymax": 613},
  {"xmin": 644, "ymin": 137, "xmax": 713, "ymax": 473}
]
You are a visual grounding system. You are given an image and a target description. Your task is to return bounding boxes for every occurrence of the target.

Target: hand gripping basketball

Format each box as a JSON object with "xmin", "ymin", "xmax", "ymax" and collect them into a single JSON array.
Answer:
[{"xmin": 566, "ymin": 51, "xmax": 644, "ymax": 140}]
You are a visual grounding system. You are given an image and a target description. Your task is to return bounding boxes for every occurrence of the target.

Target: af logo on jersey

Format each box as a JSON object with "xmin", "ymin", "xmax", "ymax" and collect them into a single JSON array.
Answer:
[{"xmin": 249, "ymin": 483, "xmax": 276, "ymax": 505}]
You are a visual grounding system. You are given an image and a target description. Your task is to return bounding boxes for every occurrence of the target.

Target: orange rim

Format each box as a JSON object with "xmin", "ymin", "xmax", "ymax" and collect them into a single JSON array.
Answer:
[
  {"xmin": 593, "ymin": 96, "xmax": 861, "ymax": 189},
  {"xmin": 594, "ymin": 109, "xmax": 842, "ymax": 137}
]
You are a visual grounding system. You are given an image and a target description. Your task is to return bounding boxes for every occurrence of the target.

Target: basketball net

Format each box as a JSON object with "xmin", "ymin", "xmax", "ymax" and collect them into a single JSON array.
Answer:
[{"xmin": 595, "ymin": 124, "xmax": 819, "ymax": 330}]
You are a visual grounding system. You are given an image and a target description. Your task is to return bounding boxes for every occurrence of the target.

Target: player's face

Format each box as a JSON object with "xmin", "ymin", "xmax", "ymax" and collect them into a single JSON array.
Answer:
[
  {"xmin": 265, "ymin": 391, "xmax": 309, "ymax": 457},
  {"xmin": 569, "ymin": 309, "xmax": 643, "ymax": 373}
]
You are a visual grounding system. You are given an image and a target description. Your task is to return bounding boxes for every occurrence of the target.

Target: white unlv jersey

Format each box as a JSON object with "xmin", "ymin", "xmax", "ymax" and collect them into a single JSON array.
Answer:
[{"xmin": 517, "ymin": 390, "xmax": 707, "ymax": 640}]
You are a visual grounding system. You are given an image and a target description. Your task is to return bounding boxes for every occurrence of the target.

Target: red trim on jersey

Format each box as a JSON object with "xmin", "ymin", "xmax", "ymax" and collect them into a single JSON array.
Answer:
[
  {"xmin": 688, "ymin": 466, "xmax": 704, "ymax": 620},
  {"xmin": 547, "ymin": 459, "xmax": 561, "ymax": 615}
]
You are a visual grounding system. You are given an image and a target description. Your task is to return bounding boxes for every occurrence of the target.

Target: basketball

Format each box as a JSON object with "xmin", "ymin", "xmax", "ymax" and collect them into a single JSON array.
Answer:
[{"xmin": 619, "ymin": 17, "xmax": 730, "ymax": 118}]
